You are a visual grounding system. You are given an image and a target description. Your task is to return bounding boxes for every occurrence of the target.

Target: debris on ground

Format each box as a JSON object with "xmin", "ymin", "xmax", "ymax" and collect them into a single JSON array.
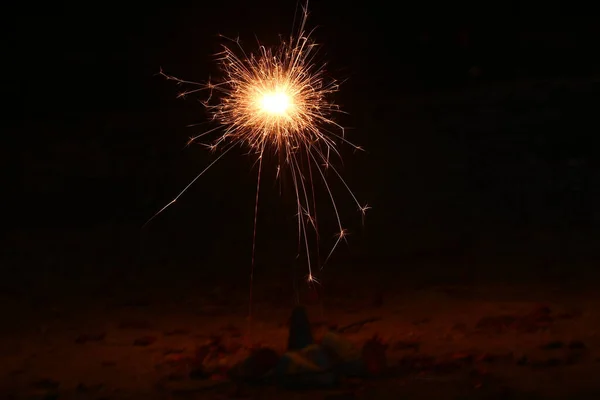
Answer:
[{"xmin": 155, "ymin": 306, "xmax": 390, "ymax": 391}]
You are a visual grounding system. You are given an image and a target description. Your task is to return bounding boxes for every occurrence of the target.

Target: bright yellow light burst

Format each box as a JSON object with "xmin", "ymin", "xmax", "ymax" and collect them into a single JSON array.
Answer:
[
  {"xmin": 208, "ymin": 27, "xmax": 346, "ymax": 158},
  {"xmin": 259, "ymin": 91, "xmax": 292, "ymax": 116},
  {"xmin": 150, "ymin": 4, "xmax": 369, "ymax": 284}
]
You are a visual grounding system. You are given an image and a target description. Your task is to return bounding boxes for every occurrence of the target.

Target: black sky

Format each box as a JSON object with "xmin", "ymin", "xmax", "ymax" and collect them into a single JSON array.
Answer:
[{"xmin": 5, "ymin": 1, "xmax": 600, "ymax": 272}]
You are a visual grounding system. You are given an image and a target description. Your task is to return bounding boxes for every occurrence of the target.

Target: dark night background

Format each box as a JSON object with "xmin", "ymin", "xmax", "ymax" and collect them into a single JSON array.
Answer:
[{"xmin": 3, "ymin": 1, "xmax": 600, "ymax": 293}]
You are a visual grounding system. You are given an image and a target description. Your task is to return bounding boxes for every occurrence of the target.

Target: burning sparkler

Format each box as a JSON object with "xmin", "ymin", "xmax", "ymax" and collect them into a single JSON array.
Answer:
[{"xmin": 148, "ymin": 2, "xmax": 368, "ymax": 288}]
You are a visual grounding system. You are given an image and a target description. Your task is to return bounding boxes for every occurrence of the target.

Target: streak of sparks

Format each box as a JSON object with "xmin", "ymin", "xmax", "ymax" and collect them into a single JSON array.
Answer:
[{"xmin": 148, "ymin": 2, "xmax": 368, "ymax": 292}]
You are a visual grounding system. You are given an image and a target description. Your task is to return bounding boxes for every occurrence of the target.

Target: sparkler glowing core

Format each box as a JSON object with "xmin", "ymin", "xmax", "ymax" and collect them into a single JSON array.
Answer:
[{"xmin": 259, "ymin": 91, "xmax": 293, "ymax": 116}]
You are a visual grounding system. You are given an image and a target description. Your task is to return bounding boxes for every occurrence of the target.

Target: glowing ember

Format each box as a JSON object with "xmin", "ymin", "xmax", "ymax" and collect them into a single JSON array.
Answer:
[{"xmin": 259, "ymin": 91, "xmax": 292, "ymax": 116}]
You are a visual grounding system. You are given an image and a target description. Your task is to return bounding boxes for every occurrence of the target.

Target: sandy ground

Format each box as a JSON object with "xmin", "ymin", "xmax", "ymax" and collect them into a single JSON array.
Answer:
[{"xmin": 2, "ymin": 258, "xmax": 600, "ymax": 400}]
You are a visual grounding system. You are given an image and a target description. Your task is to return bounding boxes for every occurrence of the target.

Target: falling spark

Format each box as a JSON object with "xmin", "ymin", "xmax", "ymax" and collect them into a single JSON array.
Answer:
[{"xmin": 148, "ymin": 2, "xmax": 368, "ymax": 292}]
